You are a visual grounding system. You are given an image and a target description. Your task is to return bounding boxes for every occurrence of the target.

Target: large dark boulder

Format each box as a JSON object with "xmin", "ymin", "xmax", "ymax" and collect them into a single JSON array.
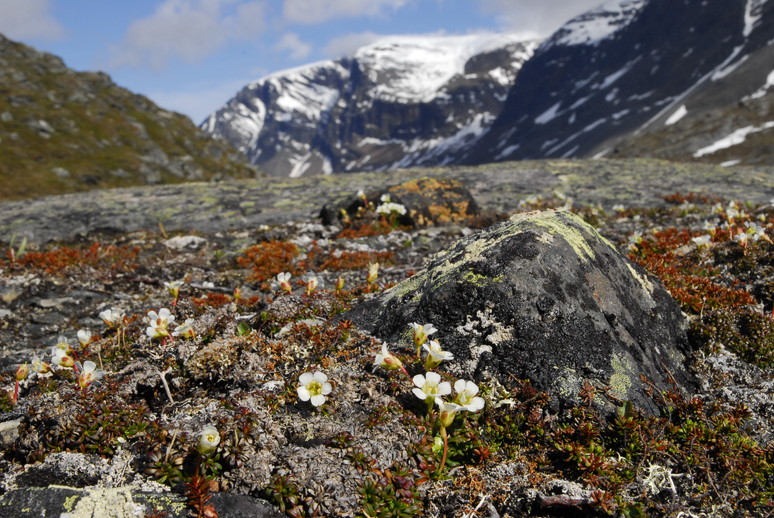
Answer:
[{"xmin": 346, "ymin": 210, "xmax": 696, "ymax": 413}]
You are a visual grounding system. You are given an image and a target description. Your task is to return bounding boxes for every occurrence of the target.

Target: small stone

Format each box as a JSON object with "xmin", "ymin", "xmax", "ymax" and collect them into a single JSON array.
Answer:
[
  {"xmin": 51, "ymin": 167, "xmax": 70, "ymax": 179},
  {"xmin": 164, "ymin": 235, "xmax": 207, "ymax": 251}
]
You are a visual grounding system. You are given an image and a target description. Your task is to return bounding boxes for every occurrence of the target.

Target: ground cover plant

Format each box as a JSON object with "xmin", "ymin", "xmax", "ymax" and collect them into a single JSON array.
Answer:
[{"xmin": 0, "ymin": 190, "xmax": 771, "ymax": 517}]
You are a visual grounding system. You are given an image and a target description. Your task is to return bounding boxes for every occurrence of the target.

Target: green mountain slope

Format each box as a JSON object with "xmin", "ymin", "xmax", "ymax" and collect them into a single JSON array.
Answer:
[{"xmin": 0, "ymin": 33, "xmax": 257, "ymax": 201}]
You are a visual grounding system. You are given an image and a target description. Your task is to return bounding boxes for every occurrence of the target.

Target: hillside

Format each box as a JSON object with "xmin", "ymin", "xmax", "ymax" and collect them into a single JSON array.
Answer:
[{"xmin": 0, "ymin": 33, "xmax": 257, "ymax": 201}]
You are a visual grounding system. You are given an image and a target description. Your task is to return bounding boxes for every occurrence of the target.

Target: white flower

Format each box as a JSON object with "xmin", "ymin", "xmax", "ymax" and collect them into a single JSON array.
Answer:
[
  {"xmin": 99, "ymin": 308, "xmax": 124, "ymax": 328},
  {"xmin": 76, "ymin": 360, "xmax": 106, "ymax": 389},
  {"xmin": 146, "ymin": 308, "xmax": 175, "ymax": 340},
  {"xmin": 744, "ymin": 222, "xmax": 769, "ymax": 243},
  {"xmin": 410, "ymin": 322, "xmax": 437, "ymax": 355},
  {"xmin": 435, "ymin": 400, "xmax": 464, "ymax": 428},
  {"xmin": 452, "ymin": 379, "xmax": 485, "ymax": 412},
  {"xmin": 374, "ymin": 343, "xmax": 404, "ymax": 373},
  {"xmin": 691, "ymin": 235, "xmax": 711, "ymax": 248},
  {"xmin": 55, "ymin": 336, "xmax": 74, "ymax": 355},
  {"xmin": 412, "ymin": 372, "xmax": 451, "ymax": 403},
  {"xmin": 30, "ymin": 355, "xmax": 51, "ymax": 375},
  {"xmin": 627, "ymin": 231, "xmax": 642, "ymax": 251},
  {"xmin": 172, "ymin": 318, "xmax": 196, "ymax": 339},
  {"xmin": 297, "ymin": 371, "xmax": 333, "ymax": 407},
  {"xmin": 51, "ymin": 346, "xmax": 74, "ymax": 369},
  {"xmin": 303, "ymin": 274, "xmax": 321, "ymax": 294},
  {"xmin": 164, "ymin": 280, "xmax": 183, "ymax": 299},
  {"xmin": 198, "ymin": 425, "xmax": 220, "ymax": 455},
  {"xmin": 275, "ymin": 272, "xmax": 293, "ymax": 294},
  {"xmin": 376, "ymin": 202, "xmax": 407, "ymax": 216},
  {"xmin": 77, "ymin": 329, "xmax": 92, "ymax": 347},
  {"xmin": 423, "ymin": 340, "xmax": 453, "ymax": 370}
]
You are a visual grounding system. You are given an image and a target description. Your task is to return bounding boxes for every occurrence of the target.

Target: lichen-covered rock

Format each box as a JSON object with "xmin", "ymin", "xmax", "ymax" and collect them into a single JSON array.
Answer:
[
  {"xmin": 320, "ymin": 177, "xmax": 479, "ymax": 227},
  {"xmin": 0, "ymin": 485, "xmax": 283, "ymax": 518},
  {"xmin": 346, "ymin": 210, "xmax": 697, "ymax": 413}
]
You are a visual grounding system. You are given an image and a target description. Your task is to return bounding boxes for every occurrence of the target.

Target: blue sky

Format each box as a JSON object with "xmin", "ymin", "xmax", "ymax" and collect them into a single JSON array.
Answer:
[{"xmin": 0, "ymin": 0, "xmax": 601, "ymax": 123}]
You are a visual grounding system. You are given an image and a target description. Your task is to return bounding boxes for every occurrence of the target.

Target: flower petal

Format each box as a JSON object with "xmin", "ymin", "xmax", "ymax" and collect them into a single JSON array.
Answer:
[
  {"xmin": 412, "ymin": 388, "xmax": 428, "ymax": 400},
  {"xmin": 297, "ymin": 386, "xmax": 311, "ymax": 401},
  {"xmin": 310, "ymin": 394, "xmax": 326, "ymax": 407}
]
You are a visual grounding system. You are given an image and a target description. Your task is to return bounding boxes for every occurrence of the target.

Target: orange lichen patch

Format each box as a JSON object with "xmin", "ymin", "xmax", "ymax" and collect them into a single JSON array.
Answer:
[
  {"xmin": 4, "ymin": 242, "xmax": 139, "ymax": 275},
  {"xmin": 388, "ymin": 177, "xmax": 451, "ymax": 196},
  {"xmin": 237, "ymin": 240, "xmax": 301, "ymax": 282}
]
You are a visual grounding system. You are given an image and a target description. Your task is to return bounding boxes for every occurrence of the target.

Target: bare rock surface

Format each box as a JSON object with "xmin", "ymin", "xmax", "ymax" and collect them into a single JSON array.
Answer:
[{"xmin": 1, "ymin": 158, "xmax": 772, "ymax": 245}]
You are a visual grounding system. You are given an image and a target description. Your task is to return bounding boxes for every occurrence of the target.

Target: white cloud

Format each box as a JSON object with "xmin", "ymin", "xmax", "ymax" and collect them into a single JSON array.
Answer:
[
  {"xmin": 0, "ymin": 0, "xmax": 65, "ymax": 40},
  {"xmin": 480, "ymin": 0, "xmax": 602, "ymax": 38},
  {"xmin": 283, "ymin": 0, "xmax": 410, "ymax": 25},
  {"xmin": 323, "ymin": 31, "xmax": 384, "ymax": 58},
  {"xmin": 110, "ymin": 0, "xmax": 267, "ymax": 71},
  {"xmin": 274, "ymin": 32, "xmax": 312, "ymax": 60}
]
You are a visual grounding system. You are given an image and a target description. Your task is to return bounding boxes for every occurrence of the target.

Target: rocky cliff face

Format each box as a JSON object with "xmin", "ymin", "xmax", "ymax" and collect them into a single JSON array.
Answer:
[
  {"xmin": 0, "ymin": 33, "xmax": 256, "ymax": 201},
  {"xmin": 467, "ymin": 0, "xmax": 774, "ymax": 165},
  {"xmin": 201, "ymin": 34, "xmax": 537, "ymax": 177}
]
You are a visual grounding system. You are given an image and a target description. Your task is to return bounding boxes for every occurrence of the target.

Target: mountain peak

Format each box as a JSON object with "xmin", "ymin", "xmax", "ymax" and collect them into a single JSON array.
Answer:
[{"xmin": 202, "ymin": 33, "xmax": 538, "ymax": 177}]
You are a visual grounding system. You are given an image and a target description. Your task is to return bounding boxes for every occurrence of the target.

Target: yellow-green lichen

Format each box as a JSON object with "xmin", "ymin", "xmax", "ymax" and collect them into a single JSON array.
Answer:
[
  {"xmin": 381, "ymin": 210, "xmax": 607, "ymax": 304},
  {"xmin": 63, "ymin": 494, "xmax": 79, "ymax": 512},
  {"xmin": 462, "ymin": 270, "xmax": 503, "ymax": 287},
  {"xmin": 553, "ymin": 366, "xmax": 580, "ymax": 400},
  {"xmin": 608, "ymin": 351, "xmax": 636, "ymax": 400},
  {"xmin": 515, "ymin": 211, "xmax": 596, "ymax": 261}
]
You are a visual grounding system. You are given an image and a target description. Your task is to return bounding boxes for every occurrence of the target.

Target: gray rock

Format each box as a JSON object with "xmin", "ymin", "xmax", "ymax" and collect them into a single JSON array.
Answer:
[
  {"xmin": 346, "ymin": 210, "xmax": 696, "ymax": 413},
  {"xmin": 0, "ymin": 486, "xmax": 283, "ymax": 518}
]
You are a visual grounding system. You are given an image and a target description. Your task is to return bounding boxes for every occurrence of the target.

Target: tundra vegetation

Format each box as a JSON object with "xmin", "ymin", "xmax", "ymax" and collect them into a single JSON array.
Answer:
[{"xmin": 0, "ymin": 189, "xmax": 771, "ymax": 517}]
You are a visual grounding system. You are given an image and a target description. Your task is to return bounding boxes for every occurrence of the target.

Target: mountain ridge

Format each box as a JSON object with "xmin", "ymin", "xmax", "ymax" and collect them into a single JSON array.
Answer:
[
  {"xmin": 201, "ymin": 33, "xmax": 538, "ymax": 177},
  {"xmin": 204, "ymin": 0, "xmax": 774, "ymax": 173}
]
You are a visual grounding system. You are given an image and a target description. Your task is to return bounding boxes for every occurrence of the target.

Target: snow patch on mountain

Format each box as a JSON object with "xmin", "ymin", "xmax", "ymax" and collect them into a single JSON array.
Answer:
[
  {"xmin": 745, "ymin": 70, "xmax": 774, "ymax": 100},
  {"xmin": 541, "ymin": 0, "xmax": 647, "ymax": 49},
  {"xmin": 356, "ymin": 33, "xmax": 533, "ymax": 103},
  {"xmin": 744, "ymin": 0, "xmax": 769, "ymax": 37},
  {"xmin": 665, "ymin": 105, "xmax": 687, "ymax": 125},
  {"xmin": 694, "ymin": 121, "xmax": 774, "ymax": 157}
]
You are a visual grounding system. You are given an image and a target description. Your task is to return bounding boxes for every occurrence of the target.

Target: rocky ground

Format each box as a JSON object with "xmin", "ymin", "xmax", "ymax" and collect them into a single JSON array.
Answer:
[{"xmin": 0, "ymin": 159, "xmax": 771, "ymax": 517}]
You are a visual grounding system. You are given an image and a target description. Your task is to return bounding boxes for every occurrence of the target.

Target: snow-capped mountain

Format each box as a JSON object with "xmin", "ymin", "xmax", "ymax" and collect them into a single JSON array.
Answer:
[
  {"xmin": 201, "ymin": 34, "xmax": 537, "ymax": 177},
  {"xmin": 204, "ymin": 0, "xmax": 774, "ymax": 175},
  {"xmin": 466, "ymin": 0, "xmax": 774, "ymax": 165}
]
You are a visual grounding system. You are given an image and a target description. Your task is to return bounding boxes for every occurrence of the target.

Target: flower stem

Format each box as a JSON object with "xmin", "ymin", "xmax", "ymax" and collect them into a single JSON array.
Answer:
[{"xmin": 437, "ymin": 426, "xmax": 449, "ymax": 474}]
